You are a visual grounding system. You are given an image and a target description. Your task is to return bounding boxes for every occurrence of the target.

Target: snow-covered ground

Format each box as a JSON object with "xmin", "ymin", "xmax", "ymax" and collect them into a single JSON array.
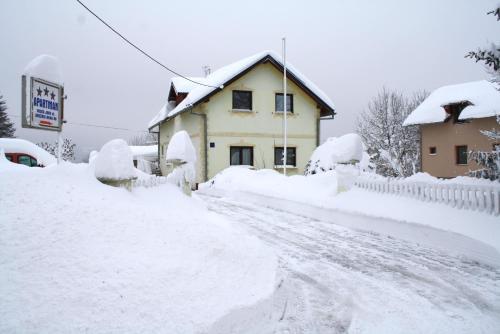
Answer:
[
  {"xmin": 0, "ymin": 162, "xmax": 277, "ymax": 333},
  {"xmin": 200, "ymin": 167, "xmax": 500, "ymax": 254},
  {"xmin": 198, "ymin": 192, "xmax": 500, "ymax": 333}
]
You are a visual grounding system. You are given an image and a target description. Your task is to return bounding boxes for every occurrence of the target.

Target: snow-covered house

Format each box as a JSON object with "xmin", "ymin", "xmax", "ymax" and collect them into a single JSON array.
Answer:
[
  {"xmin": 404, "ymin": 80, "xmax": 500, "ymax": 178},
  {"xmin": 148, "ymin": 51, "xmax": 335, "ymax": 183}
]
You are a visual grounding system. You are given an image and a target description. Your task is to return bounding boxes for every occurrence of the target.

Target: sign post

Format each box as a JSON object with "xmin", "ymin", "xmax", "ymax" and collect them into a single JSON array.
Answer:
[{"xmin": 22, "ymin": 75, "xmax": 65, "ymax": 163}]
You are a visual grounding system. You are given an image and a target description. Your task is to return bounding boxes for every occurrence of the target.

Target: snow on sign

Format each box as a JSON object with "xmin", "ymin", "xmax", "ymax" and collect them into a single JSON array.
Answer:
[{"xmin": 22, "ymin": 76, "xmax": 63, "ymax": 131}]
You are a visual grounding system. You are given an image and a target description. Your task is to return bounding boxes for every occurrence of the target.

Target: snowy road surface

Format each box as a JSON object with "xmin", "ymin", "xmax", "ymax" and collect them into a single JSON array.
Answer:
[{"xmin": 199, "ymin": 193, "xmax": 500, "ymax": 334}]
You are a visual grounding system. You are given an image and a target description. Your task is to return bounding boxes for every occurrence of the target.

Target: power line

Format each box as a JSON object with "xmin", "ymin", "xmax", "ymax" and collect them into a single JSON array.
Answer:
[
  {"xmin": 8, "ymin": 114, "xmax": 148, "ymax": 133},
  {"xmin": 75, "ymin": 0, "xmax": 220, "ymax": 89}
]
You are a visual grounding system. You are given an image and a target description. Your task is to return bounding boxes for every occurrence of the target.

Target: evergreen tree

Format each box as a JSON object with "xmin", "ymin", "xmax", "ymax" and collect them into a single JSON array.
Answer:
[
  {"xmin": 0, "ymin": 94, "xmax": 16, "ymax": 138},
  {"xmin": 466, "ymin": 6, "xmax": 500, "ymax": 180}
]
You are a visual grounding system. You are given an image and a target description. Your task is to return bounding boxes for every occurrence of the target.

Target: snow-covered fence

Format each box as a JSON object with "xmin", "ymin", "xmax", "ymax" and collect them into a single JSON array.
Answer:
[
  {"xmin": 355, "ymin": 177, "xmax": 500, "ymax": 216},
  {"xmin": 131, "ymin": 176, "xmax": 169, "ymax": 189}
]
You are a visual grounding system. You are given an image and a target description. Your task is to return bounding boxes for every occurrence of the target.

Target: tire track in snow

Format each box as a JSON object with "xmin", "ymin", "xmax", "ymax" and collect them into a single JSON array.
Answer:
[{"xmin": 200, "ymin": 194, "xmax": 500, "ymax": 333}]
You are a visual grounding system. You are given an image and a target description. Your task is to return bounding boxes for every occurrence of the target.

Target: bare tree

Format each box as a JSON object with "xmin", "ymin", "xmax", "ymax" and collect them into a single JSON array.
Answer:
[
  {"xmin": 37, "ymin": 138, "xmax": 76, "ymax": 161},
  {"xmin": 357, "ymin": 88, "xmax": 428, "ymax": 177},
  {"xmin": 128, "ymin": 132, "xmax": 157, "ymax": 146}
]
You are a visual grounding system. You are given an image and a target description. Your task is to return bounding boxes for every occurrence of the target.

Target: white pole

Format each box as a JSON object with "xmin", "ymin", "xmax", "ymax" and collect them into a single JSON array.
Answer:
[
  {"xmin": 282, "ymin": 37, "xmax": 287, "ymax": 176},
  {"xmin": 57, "ymin": 130, "xmax": 62, "ymax": 164}
]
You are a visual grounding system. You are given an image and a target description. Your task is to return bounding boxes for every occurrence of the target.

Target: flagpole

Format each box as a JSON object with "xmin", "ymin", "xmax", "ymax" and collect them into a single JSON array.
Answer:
[{"xmin": 282, "ymin": 37, "xmax": 287, "ymax": 176}]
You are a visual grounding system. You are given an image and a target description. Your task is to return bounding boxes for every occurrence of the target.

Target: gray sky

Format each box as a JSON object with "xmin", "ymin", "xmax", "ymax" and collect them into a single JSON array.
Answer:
[{"xmin": 1, "ymin": 0, "xmax": 498, "ymax": 161}]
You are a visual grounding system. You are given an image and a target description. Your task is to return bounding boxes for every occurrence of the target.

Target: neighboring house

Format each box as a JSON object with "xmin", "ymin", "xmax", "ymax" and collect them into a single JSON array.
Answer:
[
  {"xmin": 148, "ymin": 51, "xmax": 335, "ymax": 183},
  {"xmin": 404, "ymin": 80, "xmax": 500, "ymax": 178}
]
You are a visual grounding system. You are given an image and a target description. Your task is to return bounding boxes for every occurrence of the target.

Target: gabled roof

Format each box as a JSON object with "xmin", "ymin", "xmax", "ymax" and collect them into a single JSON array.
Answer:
[
  {"xmin": 171, "ymin": 77, "xmax": 206, "ymax": 94},
  {"xmin": 403, "ymin": 80, "xmax": 500, "ymax": 126},
  {"xmin": 148, "ymin": 51, "xmax": 335, "ymax": 129}
]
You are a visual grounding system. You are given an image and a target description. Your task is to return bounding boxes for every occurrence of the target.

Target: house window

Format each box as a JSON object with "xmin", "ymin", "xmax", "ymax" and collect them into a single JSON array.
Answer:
[
  {"xmin": 456, "ymin": 145, "xmax": 468, "ymax": 165},
  {"xmin": 230, "ymin": 146, "xmax": 253, "ymax": 166},
  {"xmin": 275, "ymin": 93, "xmax": 293, "ymax": 113},
  {"xmin": 429, "ymin": 147, "xmax": 437, "ymax": 155},
  {"xmin": 232, "ymin": 90, "xmax": 252, "ymax": 110},
  {"xmin": 274, "ymin": 147, "xmax": 296, "ymax": 167}
]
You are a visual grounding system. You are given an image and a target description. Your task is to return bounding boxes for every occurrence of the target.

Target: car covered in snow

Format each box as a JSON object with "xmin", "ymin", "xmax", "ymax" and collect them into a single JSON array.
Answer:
[{"xmin": 0, "ymin": 138, "xmax": 56, "ymax": 167}]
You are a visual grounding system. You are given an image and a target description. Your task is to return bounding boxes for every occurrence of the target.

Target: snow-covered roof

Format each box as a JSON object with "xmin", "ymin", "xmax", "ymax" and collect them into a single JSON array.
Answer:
[
  {"xmin": 129, "ymin": 145, "xmax": 157, "ymax": 158},
  {"xmin": 149, "ymin": 51, "xmax": 335, "ymax": 128},
  {"xmin": 403, "ymin": 80, "xmax": 500, "ymax": 126},
  {"xmin": 171, "ymin": 77, "xmax": 206, "ymax": 94},
  {"xmin": 0, "ymin": 138, "xmax": 57, "ymax": 166}
]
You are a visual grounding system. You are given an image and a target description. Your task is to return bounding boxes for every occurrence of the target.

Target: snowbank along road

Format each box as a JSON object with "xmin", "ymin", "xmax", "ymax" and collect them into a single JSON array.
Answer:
[{"xmin": 199, "ymin": 193, "xmax": 500, "ymax": 334}]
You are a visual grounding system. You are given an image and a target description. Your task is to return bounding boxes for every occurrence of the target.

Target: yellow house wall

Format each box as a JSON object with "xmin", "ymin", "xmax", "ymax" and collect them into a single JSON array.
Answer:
[
  {"xmin": 158, "ymin": 62, "xmax": 321, "ymax": 183},
  {"xmin": 421, "ymin": 116, "xmax": 499, "ymax": 178},
  {"xmin": 205, "ymin": 62, "xmax": 320, "ymax": 179},
  {"xmin": 158, "ymin": 110, "xmax": 205, "ymax": 181}
]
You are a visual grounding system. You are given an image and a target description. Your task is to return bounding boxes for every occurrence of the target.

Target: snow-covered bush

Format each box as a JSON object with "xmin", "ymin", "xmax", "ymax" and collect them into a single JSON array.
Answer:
[
  {"xmin": 94, "ymin": 139, "xmax": 136, "ymax": 182},
  {"xmin": 166, "ymin": 131, "xmax": 196, "ymax": 194},
  {"xmin": 305, "ymin": 133, "xmax": 366, "ymax": 175},
  {"xmin": 304, "ymin": 134, "xmax": 369, "ymax": 192}
]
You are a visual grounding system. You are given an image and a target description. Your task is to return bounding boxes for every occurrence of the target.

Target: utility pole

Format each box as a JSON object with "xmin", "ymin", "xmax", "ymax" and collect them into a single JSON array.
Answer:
[{"xmin": 282, "ymin": 37, "xmax": 287, "ymax": 176}]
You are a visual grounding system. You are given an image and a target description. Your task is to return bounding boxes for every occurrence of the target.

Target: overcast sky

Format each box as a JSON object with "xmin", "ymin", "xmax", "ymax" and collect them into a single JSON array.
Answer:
[{"xmin": 1, "ymin": 0, "xmax": 498, "ymax": 161}]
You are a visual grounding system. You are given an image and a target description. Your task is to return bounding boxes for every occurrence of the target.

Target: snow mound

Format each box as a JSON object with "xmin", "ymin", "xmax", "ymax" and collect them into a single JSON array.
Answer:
[
  {"xmin": 0, "ymin": 164, "xmax": 277, "ymax": 333},
  {"xmin": 201, "ymin": 166, "xmax": 338, "ymax": 204},
  {"xmin": 166, "ymin": 130, "xmax": 196, "ymax": 163},
  {"xmin": 305, "ymin": 133, "xmax": 364, "ymax": 175},
  {"xmin": 0, "ymin": 138, "xmax": 56, "ymax": 166},
  {"xmin": 94, "ymin": 139, "xmax": 136, "ymax": 180},
  {"xmin": 23, "ymin": 54, "xmax": 63, "ymax": 84},
  {"xmin": 403, "ymin": 80, "xmax": 500, "ymax": 125}
]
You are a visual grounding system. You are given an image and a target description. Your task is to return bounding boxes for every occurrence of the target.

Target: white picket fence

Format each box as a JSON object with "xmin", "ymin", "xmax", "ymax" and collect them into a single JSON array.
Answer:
[{"xmin": 355, "ymin": 178, "xmax": 500, "ymax": 216}]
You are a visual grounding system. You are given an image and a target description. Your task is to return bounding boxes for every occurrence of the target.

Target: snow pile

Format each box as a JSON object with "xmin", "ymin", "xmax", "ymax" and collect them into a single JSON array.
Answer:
[
  {"xmin": 201, "ymin": 166, "xmax": 338, "ymax": 204},
  {"xmin": 0, "ymin": 138, "xmax": 56, "ymax": 166},
  {"xmin": 149, "ymin": 51, "xmax": 335, "ymax": 127},
  {"xmin": 23, "ymin": 54, "xmax": 63, "ymax": 84},
  {"xmin": 305, "ymin": 133, "xmax": 364, "ymax": 175},
  {"xmin": 403, "ymin": 80, "xmax": 500, "ymax": 125},
  {"xmin": 0, "ymin": 164, "xmax": 277, "ymax": 333},
  {"xmin": 392, "ymin": 172, "xmax": 500, "ymax": 187},
  {"xmin": 166, "ymin": 131, "xmax": 197, "ymax": 190},
  {"xmin": 94, "ymin": 139, "xmax": 136, "ymax": 180},
  {"xmin": 166, "ymin": 130, "xmax": 196, "ymax": 163}
]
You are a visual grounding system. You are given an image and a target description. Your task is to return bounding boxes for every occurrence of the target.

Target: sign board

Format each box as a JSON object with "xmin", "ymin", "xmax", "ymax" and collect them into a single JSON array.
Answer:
[{"xmin": 22, "ymin": 75, "xmax": 64, "ymax": 132}]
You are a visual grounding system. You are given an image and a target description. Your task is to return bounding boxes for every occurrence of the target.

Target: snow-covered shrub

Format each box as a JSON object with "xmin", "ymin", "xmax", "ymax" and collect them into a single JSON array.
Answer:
[
  {"xmin": 166, "ymin": 131, "xmax": 196, "ymax": 194},
  {"xmin": 305, "ymin": 133, "xmax": 365, "ymax": 175},
  {"xmin": 94, "ymin": 139, "xmax": 136, "ymax": 184},
  {"xmin": 304, "ymin": 134, "xmax": 369, "ymax": 192}
]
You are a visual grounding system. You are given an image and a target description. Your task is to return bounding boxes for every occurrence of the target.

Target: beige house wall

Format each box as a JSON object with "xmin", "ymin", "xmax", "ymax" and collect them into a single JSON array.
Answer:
[
  {"xmin": 421, "ymin": 116, "xmax": 499, "ymax": 178},
  {"xmin": 158, "ymin": 110, "xmax": 205, "ymax": 181},
  {"xmin": 158, "ymin": 62, "xmax": 321, "ymax": 183}
]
